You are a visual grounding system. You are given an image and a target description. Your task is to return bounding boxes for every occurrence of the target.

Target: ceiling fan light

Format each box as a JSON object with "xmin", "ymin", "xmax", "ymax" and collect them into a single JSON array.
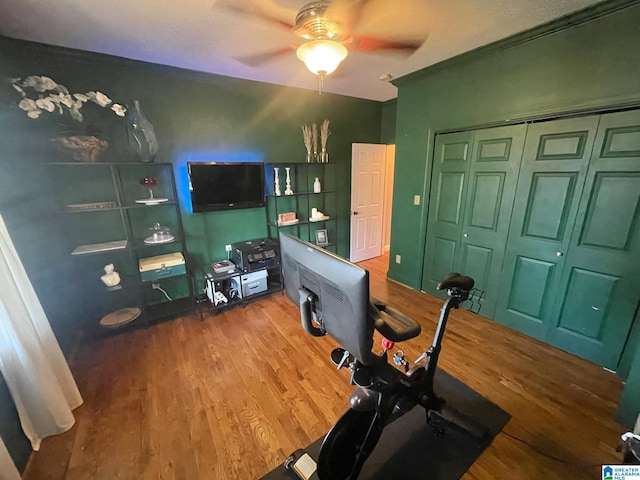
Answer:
[{"xmin": 296, "ymin": 40, "xmax": 348, "ymax": 76}]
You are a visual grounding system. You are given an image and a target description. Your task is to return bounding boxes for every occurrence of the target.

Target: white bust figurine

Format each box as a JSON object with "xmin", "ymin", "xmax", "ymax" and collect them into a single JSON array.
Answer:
[
  {"xmin": 100, "ymin": 263, "xmax": 121, "ymax": 287},
  {"xmin": 311, "ymin": 208, "xmax": 325, "ymax": 220}
]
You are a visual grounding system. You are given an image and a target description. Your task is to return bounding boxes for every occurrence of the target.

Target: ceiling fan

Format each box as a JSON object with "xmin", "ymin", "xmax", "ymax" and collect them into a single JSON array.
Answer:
[{"xmin": 221, "ymin": 0, "xmax": 428, "ymax": 90}]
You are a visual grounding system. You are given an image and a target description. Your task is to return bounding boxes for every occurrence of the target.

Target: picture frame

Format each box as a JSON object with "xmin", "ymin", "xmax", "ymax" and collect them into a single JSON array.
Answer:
[{"xmin": 315, "ymin": 229, "xmax": 328, "ymax": 246}]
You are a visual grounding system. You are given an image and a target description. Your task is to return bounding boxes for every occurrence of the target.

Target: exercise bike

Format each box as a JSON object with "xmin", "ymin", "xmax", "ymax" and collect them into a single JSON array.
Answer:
[{"xmin": 279, "ymin": 232, "xmax": 483, "ymax": 480}]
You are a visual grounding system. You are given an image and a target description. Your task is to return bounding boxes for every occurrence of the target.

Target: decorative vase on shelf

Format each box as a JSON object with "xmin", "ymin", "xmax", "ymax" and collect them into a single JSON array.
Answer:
[
  {"xmin": 274, "ymin": 167, "xmax": 281, "ymax": 196},
  {"xmin": 319, "ymin": 148, "xmax": 328, "ymax": 164},
  {"xmin": 306, "ymin": 152, "xmax": 312, "ymax": 163},
  {"xmin": 126, "ymin": 100, "xmax": 158, "ymax": 163},
  {"xmin": 313, "ymin": 177, "xmax": 321, "ymax": 193}
]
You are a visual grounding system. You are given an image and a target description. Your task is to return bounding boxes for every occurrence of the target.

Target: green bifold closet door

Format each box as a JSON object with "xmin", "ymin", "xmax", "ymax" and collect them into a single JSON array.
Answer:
[
  {"xmin": 424, "ymin": 110, "xmax": 640, "ymax": 369},
  {"xmin": 422, "ymin": 124, "xmax": 526, "ymax": 318},
  {"xmin": 496, "ymin": 110, "xmax": 640, "ymax": 369}
]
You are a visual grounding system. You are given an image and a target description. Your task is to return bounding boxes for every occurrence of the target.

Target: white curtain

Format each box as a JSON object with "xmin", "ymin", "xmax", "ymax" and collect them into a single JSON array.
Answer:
[
  {"xmin": 0, "ymin": 435, "xmax": 20, "ymax": 480},
  {"xmin": 0, "ymin": 213, "xmax": 82, "ymax": 453}
]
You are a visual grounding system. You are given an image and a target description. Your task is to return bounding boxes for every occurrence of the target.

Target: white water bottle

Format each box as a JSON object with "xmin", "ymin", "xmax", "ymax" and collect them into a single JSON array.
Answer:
[{"xmin": 313, "ymin": 177, "xmax": 321, "ymax": 193}]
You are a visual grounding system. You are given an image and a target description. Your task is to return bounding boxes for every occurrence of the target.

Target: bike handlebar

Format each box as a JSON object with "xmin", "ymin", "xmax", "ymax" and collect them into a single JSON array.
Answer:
[
  {"xmin": 370, "ymin": 300, "xmax": 421, "ymax": 342},
  {"xmin": 299, "ymin": 287, "xmax": 326, "ymax": 337}
]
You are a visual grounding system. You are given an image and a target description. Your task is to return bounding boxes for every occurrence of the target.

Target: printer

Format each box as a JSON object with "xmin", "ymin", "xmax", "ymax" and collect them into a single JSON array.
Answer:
[{"xmin": 231, "ymin": 238, "xmax": 280, "ymax": 273}]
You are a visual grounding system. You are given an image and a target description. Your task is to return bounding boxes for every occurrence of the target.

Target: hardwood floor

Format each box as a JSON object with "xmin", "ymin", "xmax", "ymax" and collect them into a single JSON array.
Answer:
[{"xmin": 24, "ymin": 253, "xmax": 626, "ymax": 479}]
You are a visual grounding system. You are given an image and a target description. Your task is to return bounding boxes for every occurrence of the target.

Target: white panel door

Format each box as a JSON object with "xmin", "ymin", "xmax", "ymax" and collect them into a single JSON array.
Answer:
[{"xmin": 350, "ymin": 143, "xmax": 387, "ymax": 262}]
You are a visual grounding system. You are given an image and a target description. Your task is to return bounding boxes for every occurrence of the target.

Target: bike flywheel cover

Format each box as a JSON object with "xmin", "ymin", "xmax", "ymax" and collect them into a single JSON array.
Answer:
[{"xmin": 317, "ymin": 408, "xmax": 382, "ymax": 480}]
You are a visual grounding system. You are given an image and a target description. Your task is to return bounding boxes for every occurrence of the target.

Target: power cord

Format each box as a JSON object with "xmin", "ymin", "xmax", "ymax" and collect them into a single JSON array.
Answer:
[
  {"xmin": 501, "ymin": 430, "xmax": 604, "ymax": 469},
  {"xmin": 152, "ymin": 283, "xmax": 173, "ymax": 302}
]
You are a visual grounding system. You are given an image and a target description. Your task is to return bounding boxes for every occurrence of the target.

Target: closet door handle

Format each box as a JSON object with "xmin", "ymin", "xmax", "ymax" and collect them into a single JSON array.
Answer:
[{"xmin": 556, "ymin": 251, "xmax": 564, "ymax": 257}]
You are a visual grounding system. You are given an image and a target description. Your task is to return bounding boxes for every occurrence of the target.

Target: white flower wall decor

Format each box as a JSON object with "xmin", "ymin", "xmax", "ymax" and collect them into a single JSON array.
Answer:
[{"xmin": 11, "ymin": 75, "xmax": 126, "ymax": 121}]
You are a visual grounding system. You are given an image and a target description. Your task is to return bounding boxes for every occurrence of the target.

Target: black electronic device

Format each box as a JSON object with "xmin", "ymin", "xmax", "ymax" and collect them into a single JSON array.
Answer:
[
  {"xmin": 279, "ymin": 232, "xmax": 373, "ymax": 364},
  {"xmin": 231, "ymin": 237, "xmax": 280, "ymax": 273},
  {"xmin": 188, "ymin": 162, "xmax": 265, "ymax": 212}
]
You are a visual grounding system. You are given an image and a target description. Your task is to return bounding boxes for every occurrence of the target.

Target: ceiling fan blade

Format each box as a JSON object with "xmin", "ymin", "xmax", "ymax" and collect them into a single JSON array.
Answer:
[
  {"xmin": 325, "ymin": 0, "xmax": 371, "ymax": 31},
  {"xmin": 234, "ymin": 46, "xmax": 296, "ymax": 67},
  {"xmin": 348, "ymin": 34, "xmax": 427, "ymax": 56},
  {"xmin": 216, "ymin": 0, "xmax": 294, "ymax": 32}
]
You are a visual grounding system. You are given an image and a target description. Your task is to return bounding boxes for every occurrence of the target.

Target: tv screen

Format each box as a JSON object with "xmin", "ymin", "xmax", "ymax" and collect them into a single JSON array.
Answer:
[
  {"xmin": 188, "ymin": 162, "xmax": 265, "ymax": 212},
  {"xmin": 279, "ymin": 232, "xmax": 374, "ymax": 365}
]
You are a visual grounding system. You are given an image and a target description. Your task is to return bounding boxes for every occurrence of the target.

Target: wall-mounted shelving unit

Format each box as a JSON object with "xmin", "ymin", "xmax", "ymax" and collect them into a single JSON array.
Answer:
[
  {"xmin": 264, "ymin": 163, "xmax": 337, "ymax": 253},
  {"xmin": 47, "ymin": 162, "xmax": 194, "ymax": 332}
]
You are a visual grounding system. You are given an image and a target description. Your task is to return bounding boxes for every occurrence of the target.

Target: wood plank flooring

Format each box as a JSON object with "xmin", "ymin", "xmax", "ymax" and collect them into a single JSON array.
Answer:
[{"xmin": 24, "ymin": 253, "xmax": 626, "ymax": 479}]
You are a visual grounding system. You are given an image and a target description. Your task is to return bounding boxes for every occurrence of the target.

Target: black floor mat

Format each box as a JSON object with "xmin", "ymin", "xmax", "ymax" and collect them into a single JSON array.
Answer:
[{"xmin": 261, "ymin": 368, "xmax": 511, "ymax": 480}]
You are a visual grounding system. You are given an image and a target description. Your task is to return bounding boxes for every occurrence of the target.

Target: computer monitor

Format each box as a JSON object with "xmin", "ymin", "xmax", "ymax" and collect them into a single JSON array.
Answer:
[{"xmin": 279, "ymin": 232, "xmax": 374, "ymax": 365}]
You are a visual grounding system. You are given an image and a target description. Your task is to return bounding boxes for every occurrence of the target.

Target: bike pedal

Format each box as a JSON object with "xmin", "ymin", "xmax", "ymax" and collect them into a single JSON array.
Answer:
[{"xmin": 430, "ymin": 421, "xmax": 445, "ymax": 438}]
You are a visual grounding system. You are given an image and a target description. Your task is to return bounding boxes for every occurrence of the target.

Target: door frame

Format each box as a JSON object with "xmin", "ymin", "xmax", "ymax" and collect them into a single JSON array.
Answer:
[{"xmin": 350, "ymin": 143, "xmax": 394, "ymax": 262}]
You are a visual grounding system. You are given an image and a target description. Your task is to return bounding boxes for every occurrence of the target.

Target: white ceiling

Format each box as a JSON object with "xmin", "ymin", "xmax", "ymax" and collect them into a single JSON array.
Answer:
[{"xmin": 0, "ymin": 0, "xmax": 605, "ymax": 101}]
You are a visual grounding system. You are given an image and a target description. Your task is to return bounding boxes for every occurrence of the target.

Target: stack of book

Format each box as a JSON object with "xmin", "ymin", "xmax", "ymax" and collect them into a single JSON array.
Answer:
[{"xmin": 212, "ymin": 259, "xmax": 236, "ymax": 274}]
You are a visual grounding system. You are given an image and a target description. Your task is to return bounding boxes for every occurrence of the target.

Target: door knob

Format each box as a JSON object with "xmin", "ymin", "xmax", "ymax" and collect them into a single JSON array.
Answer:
[
  {"xmin": 556, "ymin": 251, "xmax": 564, "ymax": 257},
  {"xmin": 463, "ymin": 233, "xmax": 468, "ymax": 238},
  {"xmin": 352, "ymin": 211, "xmax": 359, "ymax": 215}
]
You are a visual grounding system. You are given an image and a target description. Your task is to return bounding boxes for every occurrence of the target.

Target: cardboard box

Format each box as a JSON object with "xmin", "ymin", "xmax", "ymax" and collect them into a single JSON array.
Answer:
[{"xmin": 139, "ymin": 252, "xmax": 186, "ymax": 282}]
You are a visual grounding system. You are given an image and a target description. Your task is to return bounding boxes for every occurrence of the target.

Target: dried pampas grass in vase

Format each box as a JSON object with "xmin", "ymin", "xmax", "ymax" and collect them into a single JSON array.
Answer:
[
  {"xmin": 302, "ymin": 124, "xmax": 312, "ymax": 163},
  {"xmin": 312, "ymin": 123, "xmax": 318, "ymax": 162},
  {"xmin": 320, "ymin": 119, "xmax": 330, "ymax": 163}
]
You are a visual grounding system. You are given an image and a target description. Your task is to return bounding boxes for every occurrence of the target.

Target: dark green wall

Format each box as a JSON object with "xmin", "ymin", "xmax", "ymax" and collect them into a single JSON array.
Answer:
[
  {"xmin": 0, "ymin": 36, "xmax": 381, "ymax": 469},
  {"xmin": 387, "ymin": 0, "xmax": 640, "ymax": 288},
  {"xmin": 380, "ymin": 99, "xmax": 397, "ymax": 144},
  {"xmin": 386, "ymin": 0, "xmax": 640, "ymax": 428},
  {"xmin": 0, "ymin": 35, "xmax": 382, "ymax": 330}
]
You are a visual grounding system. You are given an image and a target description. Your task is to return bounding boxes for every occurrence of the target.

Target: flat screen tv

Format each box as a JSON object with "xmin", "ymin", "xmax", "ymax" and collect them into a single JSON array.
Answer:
[
  {"xmin": 279, "ymin": 232, "xmax": 374, "ymax": 364},
  {"xmin": 188, "ymin": 162, "xmax": 265, "ymax": 212}
]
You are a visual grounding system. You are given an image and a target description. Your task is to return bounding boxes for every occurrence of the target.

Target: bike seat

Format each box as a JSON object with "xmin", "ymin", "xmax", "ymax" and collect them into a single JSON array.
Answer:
[{"xmin": 436, "ymin": 272, "xmax": 474, "ymax": 292}]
